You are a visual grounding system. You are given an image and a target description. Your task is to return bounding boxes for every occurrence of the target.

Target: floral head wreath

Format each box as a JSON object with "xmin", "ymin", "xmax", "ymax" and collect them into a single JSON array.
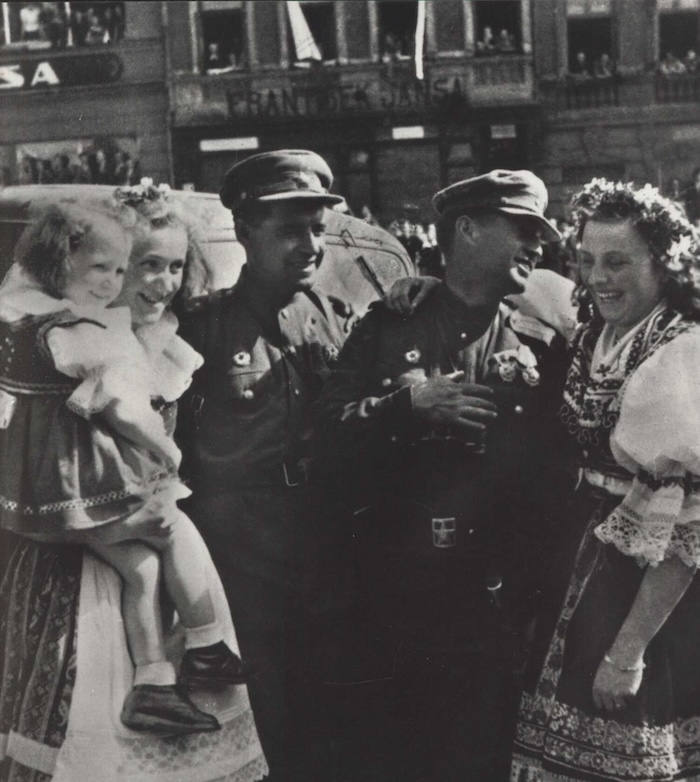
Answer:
[
  {"xmin": 114, "ymin": 178, "xmax": 173, "ymax": 220},
  {"xmin": 570, "ymin": 178, "xmax": 699, "ymax": 276}
]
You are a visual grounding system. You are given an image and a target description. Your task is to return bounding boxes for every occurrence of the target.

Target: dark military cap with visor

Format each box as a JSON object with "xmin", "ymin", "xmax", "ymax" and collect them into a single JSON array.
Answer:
[
  {"xmin": 432, "ymin": 169, "xmax": 561, "ymax": 243},
  {"xmin": 220, "ymin": 149, "xmax": 344, "ymax": 213}
]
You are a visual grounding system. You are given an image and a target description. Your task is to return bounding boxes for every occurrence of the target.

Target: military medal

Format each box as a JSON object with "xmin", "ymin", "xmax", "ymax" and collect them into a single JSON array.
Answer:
[
  {"xmin": 233, "ymin": 351, "xmax": 252, "ymax": 367},
  {"xmin": 323, "ymin": 345, "xmax": 339, "ymax": 362}
]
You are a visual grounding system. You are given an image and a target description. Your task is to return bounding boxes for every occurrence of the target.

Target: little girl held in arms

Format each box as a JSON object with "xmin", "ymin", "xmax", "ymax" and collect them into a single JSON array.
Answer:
[{"xmin": 0, "ymin": 200, "xmax": 250, "ymax": 737}]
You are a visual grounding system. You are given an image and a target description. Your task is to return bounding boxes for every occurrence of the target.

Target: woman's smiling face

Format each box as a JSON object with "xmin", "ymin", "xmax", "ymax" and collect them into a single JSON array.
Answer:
[
  {"xmin": 578, "ymin": 219, "xmax": 666, "ymax": 338},
  {"xmin": 115, "ymin": 223, "xmax": 188, "ymax": 326}
]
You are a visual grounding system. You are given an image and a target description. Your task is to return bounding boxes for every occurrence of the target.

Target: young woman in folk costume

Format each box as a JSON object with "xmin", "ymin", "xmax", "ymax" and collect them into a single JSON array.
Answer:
[
  {"xmin": 511, "ymin": 179, "xmax": 700, "ymax": 782},
  {"xmin": 0, "ymin": 182, "xmax": 266, "ymax": 782}
]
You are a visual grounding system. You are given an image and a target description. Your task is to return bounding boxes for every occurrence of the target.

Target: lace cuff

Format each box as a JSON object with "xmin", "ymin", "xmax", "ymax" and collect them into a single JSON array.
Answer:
[
  {"xmin": 66, "ymin": 364, "xmax": 139, "ymax": 420},
  {"xmin": 595, "ymin": 475, "xmax": 700, "ymax": 567},
  {"xmin": 66, "ymin": 372, "xmax": 110, "ymax": 419}
]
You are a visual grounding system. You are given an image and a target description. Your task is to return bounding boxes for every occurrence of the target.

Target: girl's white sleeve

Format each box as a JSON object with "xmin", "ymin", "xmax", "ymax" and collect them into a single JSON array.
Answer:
[
  {"xmin": 46, "ymin": 319, "xmax": 154, "ymax": 421},
  {"xmin": 596, "ymin": 330, "xmax": 700, "ymax": 567}
]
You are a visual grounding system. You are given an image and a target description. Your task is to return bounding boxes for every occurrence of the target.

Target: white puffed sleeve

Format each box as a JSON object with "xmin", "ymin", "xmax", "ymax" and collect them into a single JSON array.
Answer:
[
  {"xmin": 45, "ymin": 308, "xmax": 153, "ymax": 420},
  {"xmin": 595, "ymin": 329, "xmax": 700, "ymax": 567}
]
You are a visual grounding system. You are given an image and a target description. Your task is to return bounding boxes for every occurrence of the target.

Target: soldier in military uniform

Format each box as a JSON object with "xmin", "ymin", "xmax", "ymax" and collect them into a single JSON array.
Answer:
[
  {"xmin": 177, "ymin": 151, "xmax": 352, "ymax": 782},
  {"xmin": 319, "ymin": 170, "xmax": 577, "ymax": 781}
]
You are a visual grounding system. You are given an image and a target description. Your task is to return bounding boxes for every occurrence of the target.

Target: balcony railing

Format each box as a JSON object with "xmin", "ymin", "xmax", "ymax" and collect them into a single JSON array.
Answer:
[
  {"xmin": 655, "ymin": 72, "xmax": 700, "ymax": 103},
  {"xmin": 565, "ymin": 76, "xmax": 619, "ymax": 109}
]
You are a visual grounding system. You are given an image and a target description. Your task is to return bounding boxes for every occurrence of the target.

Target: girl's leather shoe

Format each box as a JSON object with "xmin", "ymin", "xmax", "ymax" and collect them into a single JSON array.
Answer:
[
  {"xmin": 121, "ymin": 684, "xmax": 221, "ymax": 736},
  {"xmin": 180, "ymin": 641, "xmax": 254, "ymax": 686}
]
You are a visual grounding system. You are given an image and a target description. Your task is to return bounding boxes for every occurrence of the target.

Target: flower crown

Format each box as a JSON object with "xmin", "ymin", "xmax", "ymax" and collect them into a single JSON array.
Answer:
[
  {"xmin": 571, "ymin": 178, "xmax": 698, "ymax": 273},
  {"xmin": 114, "ymin": 178, "xmax": 173, "ymax": 217}
]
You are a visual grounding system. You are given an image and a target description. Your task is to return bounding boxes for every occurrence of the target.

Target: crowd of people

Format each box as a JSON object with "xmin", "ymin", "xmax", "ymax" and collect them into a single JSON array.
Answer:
[
  {"xmin": 1, "ymin": 151, "xmax": 700, "ymax": 782},
  {"xmin": 10, "ymin": 2, "xmax": 124, "ymax": 49},
  {"xmin": 19, "ymin": 144, "xmax": 141, "ymax": 186},
  {"xmin": 658, "ymin": 49, "xmax": 700, "ymax": 76},
  {"xmin": 569, "ymin": 51, "xmax": 615, "ymax": 81},
  {"xmin": 475, "ymin": 26, "xmax": 519, "ymax": 56}
]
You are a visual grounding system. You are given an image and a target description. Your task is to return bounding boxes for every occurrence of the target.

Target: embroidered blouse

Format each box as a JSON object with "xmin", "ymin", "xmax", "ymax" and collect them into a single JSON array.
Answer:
[{"xmin": 562, "ymin": 302, "xmax": 700, "ymax": 567}]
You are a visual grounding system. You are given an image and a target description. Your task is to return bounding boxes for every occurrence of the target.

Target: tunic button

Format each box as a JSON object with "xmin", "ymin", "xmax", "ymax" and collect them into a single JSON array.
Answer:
[
  {"xmin": 514, "ymin": 404, "xmax": 524, "ymax": 414},
  {"xmin": 243, "ymin": 389, "xmax": 254, "ymax": 400},
  {"xmin": 390, "ymin": 435, "xmax": 398, "ymax": 443},
  {"xmin": 381, "ymin": 378, "xmax": 392, "ymax": 387},
  {"xmin": 294, "ymin": 389, "xmax": 300, "ymax": 396},
  {"xmin": 460, "ymin": 332, "xmax": 468, "ymax": 340}
]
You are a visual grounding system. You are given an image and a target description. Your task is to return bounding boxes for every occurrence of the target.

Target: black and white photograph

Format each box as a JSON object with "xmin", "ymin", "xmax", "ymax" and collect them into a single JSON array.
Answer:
[{"xmin": 1, "ymin": 2, "xmax": 700, "ymax": 781}]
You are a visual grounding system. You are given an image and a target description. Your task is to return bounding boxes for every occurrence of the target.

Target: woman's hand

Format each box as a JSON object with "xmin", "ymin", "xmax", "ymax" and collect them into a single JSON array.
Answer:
[
  {"xmin": 77, "ymin": 495, "xmax": 178, "ymax": 547},
  {"xmin": 384, "ymin": 276, "xmax": 440, "ymax": 315},
  {"xmin": 592, "ymin": 655, "xmax": 644, "ymax": 712}
]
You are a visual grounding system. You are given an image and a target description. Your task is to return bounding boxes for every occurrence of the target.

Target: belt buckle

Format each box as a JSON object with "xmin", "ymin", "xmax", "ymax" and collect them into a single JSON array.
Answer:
[
  {"xmin": 432, "ymin": 517, "xmax": 456, "ymax": 548},
  {"xmin": 283, "ymin": 461, "xmax": 309, "ymax": 487}
]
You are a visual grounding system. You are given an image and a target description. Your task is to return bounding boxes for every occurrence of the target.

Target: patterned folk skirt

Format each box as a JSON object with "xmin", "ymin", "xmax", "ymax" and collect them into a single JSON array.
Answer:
[
  {"xmin": 511, "ymin": 487, "xmax": 700, "ymax": 782},
  {"xmin": 0, "ymin": 534, "xmax": 268, "ymax": 782},
  {"xmin": 0, "ymin": 537, "xmax": 80, "ymax": 782}
]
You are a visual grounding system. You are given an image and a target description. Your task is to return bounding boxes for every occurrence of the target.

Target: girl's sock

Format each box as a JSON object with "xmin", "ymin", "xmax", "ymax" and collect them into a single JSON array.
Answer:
[
  {"xmin": 183, "ymin": 619, "xmax": 224, "ymax": 650},
  {"xmin": 134, "ymin": 661, "xmax": 177, "ymax": 687}
]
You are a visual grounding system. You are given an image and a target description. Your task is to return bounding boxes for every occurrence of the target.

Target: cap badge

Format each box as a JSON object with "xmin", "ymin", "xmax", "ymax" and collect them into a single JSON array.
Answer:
[
  {"xmin": 233, "ymin": 351, "xmax": 252, "ymax": 367},
  {"xmin": 404, "ymin": 348, "xmax": 421, "ymax": 364}
]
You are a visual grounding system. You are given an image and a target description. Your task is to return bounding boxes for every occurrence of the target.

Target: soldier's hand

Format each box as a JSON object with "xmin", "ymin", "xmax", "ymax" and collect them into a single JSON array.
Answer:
[
  {"xmin": 411, "ymin": 372, "xmax": 497, "ymax": 434},
  {"xmin": 385, "ymin": 276, "xmax": 441, "ymax": 316}
]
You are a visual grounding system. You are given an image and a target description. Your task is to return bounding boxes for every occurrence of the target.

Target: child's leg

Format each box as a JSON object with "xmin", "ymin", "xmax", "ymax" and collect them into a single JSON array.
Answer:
[
  {"xmin": 149, "ymin": 509, "xmax": 221, "ymax": 647},
  {"xmin": 83, "ymin": 534, "xmax": 220, "ymax": 734},
  {"xmin": 86, "ymin": 537, "xmax": 174, "ymax": 684},
  {"xmin": 149, "ymin": 507, "xmax": 252, "ymax": 684}
]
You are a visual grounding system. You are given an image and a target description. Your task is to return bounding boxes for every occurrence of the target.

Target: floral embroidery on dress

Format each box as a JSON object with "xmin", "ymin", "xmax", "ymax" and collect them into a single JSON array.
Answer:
[{"xmin": 560, "ymin": 309, "xmax": 691, "ymax": 465}]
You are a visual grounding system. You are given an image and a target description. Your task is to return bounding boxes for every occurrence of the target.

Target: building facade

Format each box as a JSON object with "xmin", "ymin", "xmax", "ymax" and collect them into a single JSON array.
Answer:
[
  {"xmin": 4, "ymin": 1, "xmax": 700, "ymax": 224},
  {"xmin": 533, "ymin": 0, "xmax": 700, "ymax": 216},
  {"xmin": 166, "ymin": 0, "xmax": 540, "ymax": 221},
  {"xmin": 167, "ymin": 0, "xmax": 700, "ymax": 220},
  {"xmin": 0, "ymin": 2, "xmax": 170, "ymax": 188}
]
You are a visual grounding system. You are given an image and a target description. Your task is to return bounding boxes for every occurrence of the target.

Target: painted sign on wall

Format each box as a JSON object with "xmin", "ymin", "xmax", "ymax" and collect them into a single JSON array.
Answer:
[
  {"xmin": 226, "ymin": 75, "xmax": 468, "ymax": 120},
  {"xmin": 0, "ymin": 52, "xmax": 123, "ymax": 90}
]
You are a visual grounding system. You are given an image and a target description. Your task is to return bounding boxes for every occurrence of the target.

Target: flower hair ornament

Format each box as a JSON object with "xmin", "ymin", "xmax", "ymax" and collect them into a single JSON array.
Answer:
[
  {"xmin": 114, "ymin": 178, "xmax": 173, "ymax": 220},
  {"xmin": 570, "ymin": 178, "xmax": 700, "ymax": 276}
]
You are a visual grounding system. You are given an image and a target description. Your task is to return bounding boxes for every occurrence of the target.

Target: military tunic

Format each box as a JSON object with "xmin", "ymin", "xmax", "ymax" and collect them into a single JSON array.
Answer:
[
  {"xmin": 177, "ymin": 268, "xmax": 352, "ymax": 782},
  {"xmin": 319, "ymin": 280, "xmax": 575, "ymax": 781},
  {"xmin": 178, "ymin": 267, "xmax": 350, "ymax": 617}
]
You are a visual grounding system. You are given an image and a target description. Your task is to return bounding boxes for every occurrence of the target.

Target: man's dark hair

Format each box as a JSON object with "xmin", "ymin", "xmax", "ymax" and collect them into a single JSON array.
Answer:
[{"xmin": 435, "ymin": 207, "xmax": 499, "ymax": 253}]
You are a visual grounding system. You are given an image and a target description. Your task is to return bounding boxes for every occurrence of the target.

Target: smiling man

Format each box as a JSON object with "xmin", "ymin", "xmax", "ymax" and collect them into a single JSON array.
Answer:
[
  {"xmin": 177, "ymin": 150, "xmax": 350, "ymax": 782},
  {"xmin": 320, "ymin": 169, "xmax": 576, "ymax": 781}
]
